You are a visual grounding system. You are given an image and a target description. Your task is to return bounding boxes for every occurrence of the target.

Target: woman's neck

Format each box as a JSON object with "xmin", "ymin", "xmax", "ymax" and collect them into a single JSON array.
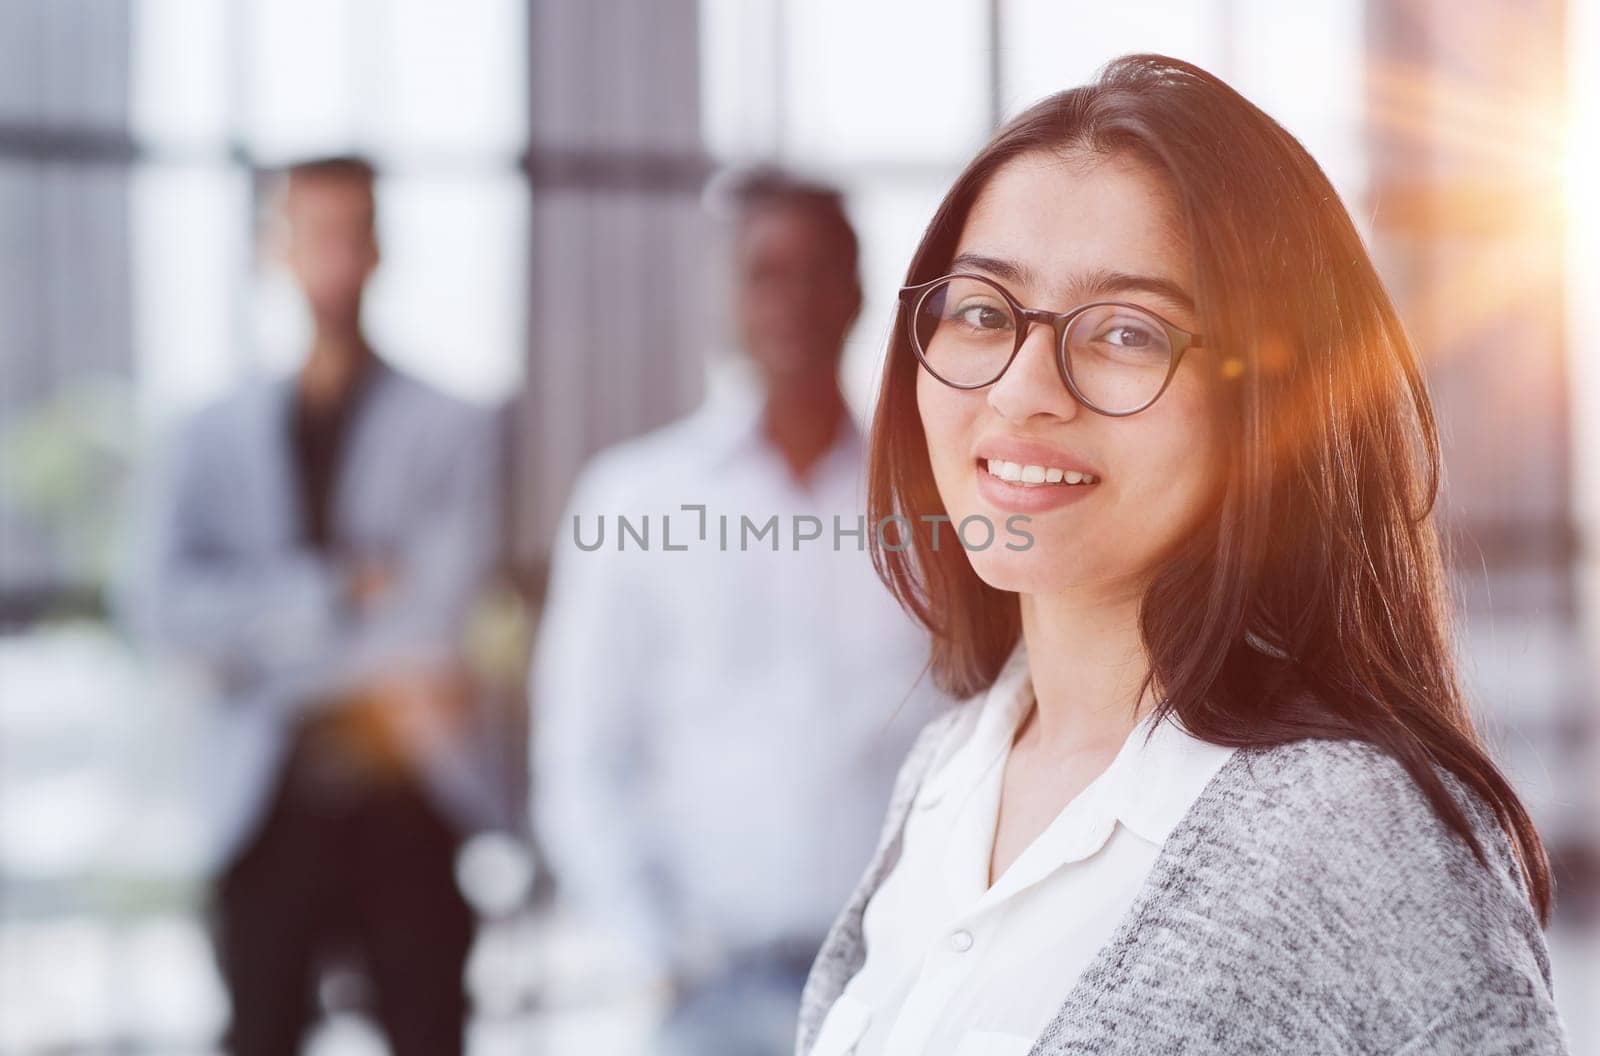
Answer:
[{"xmin": 1016, "ymin": 585, "xmax": 1156, "ymax": 754}]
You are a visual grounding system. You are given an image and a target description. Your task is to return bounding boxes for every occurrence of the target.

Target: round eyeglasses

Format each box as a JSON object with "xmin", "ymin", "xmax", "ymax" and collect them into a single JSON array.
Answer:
[{"xmin": 899, "ymin": 272, "xmax": 1210, "ymax": 417}]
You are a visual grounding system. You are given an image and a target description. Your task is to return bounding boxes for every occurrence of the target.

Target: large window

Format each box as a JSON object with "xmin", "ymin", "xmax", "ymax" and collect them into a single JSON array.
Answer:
[
  {"xmin": 1, "ymin": 0, "xmax": 529, "ymax": 607},
  {"xmin": 0, "ymin": 2, "xmax": 529, "ymax": 1049}
]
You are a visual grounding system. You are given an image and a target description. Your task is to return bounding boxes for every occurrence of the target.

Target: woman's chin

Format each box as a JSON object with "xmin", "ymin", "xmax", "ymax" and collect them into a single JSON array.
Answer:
[
  {"xmin": 964, "ymin": 551, "xmax": 1071, "ymax": 594},
  {"xmin": 964, "ymin": 547, "xmax": 1134, "ymax": 597}
]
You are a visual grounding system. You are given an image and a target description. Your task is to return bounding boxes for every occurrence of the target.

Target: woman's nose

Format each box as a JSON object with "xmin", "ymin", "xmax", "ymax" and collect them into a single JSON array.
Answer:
[{"xmin": 985, "ymin": 321, "xmax": 1082, "ymax": 424}]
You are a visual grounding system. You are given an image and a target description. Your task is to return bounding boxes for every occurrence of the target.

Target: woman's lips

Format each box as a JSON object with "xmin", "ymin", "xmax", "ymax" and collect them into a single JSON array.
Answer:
[{"xmin": 974, "ymin": 458, "xmax": 1099, "ymax": 514}]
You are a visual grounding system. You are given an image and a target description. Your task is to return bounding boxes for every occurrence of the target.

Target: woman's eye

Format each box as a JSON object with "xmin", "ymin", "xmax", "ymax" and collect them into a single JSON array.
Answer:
[
  {"xmin": 1102, "ymin": 322, "xmax": 1153, "ymax": 347},
  {"xmin": 954, "ymin": 303, "xmax": 1010, "ymax": 331}
]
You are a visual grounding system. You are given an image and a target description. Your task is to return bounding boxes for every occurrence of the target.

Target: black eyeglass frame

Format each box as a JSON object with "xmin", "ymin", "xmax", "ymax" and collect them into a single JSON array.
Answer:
[{"xmin": 898, "ymin": 272, "xmax": 1211, "ymax": 418}]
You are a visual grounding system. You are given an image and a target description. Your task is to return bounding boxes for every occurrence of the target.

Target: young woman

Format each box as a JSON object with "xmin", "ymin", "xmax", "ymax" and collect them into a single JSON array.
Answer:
[{"xmin": 795, "ymin": 54, "xmax": 1568, "ymax": 1056}]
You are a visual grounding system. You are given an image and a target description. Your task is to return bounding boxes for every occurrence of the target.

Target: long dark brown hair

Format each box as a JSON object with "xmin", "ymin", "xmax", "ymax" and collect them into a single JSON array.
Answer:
[{"xmin": 868, "ymin": 53, "xmax": 1553, "ymax": 923}]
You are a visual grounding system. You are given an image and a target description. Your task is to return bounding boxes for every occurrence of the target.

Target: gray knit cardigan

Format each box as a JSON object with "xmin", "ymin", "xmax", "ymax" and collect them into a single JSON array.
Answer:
[{"xmin": 795, "ymin": 703, "xmax": 1571, "ymax": 1055}]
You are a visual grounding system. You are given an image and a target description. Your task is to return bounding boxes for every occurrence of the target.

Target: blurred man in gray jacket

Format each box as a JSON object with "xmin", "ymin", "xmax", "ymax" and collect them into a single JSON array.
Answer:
[{"xmin": 119, "ymin": 156, "xmax": 505, "ymax": 1056}]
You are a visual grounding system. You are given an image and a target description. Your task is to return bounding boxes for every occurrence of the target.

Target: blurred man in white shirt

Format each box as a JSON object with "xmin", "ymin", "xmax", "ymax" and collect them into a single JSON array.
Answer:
[{"xmin": 532, "ymin": 170, "xmax": 949, "ymax": 1055}]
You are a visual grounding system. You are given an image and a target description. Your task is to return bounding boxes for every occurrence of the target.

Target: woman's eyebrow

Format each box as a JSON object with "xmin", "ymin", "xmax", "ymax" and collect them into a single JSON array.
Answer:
[
  {"xmin": 949, "ymin": 252, "xmax": 1196, "ymax": 315},
  {"xmin": 1086, "ymin": 268, "xmax": 1197, "ymax": 314},
  {"xmin": 950, "ymin": 251, "xmax": 1031, "ymax": 285}
]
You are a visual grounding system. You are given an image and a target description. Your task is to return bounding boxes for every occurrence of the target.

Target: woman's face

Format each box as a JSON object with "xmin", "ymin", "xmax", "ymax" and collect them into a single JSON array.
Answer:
[{"xmin": 917, "ymin": 150, "xmax": 1229, "ymax": 597}]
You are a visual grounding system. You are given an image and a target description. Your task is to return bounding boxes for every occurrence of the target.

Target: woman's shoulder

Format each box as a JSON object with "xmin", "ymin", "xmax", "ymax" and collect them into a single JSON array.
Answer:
[
  {"xmin": 1048, "ymin": 736, "xmax": 1567, "ymax": 1053},
  {"xmin": 1186, "ymin": 736, "xmax": 1549, "ymax": 978},
  {"xmin": 1208, "ymin": 737, "xmax": 1511, "ymax": 862},
  {"xmin": 1203, "ymin": 737, "xmax": 1518, "ymax": 886}
]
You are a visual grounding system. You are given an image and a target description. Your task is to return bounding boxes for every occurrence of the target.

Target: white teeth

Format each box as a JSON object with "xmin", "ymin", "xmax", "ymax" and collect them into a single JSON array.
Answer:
[{"xmin": 982, "ymin": 459, "xmax": 1099, "ymax": 486}]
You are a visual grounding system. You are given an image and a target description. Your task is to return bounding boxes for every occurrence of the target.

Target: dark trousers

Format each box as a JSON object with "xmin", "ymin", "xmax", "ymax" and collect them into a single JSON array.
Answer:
[{"xmin": 214, "ymin": 717, "xmax": 474, "ymax": 1056}]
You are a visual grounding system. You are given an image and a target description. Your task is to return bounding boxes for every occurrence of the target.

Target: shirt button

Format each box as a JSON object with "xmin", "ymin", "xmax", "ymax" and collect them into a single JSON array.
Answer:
[{"xmin": 950, "ymin": 929, "xmax": 974, "ymax": 953}]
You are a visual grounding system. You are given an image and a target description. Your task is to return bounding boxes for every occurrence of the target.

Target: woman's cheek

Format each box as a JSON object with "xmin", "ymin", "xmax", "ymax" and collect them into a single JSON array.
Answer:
[
  {"xmin": 919, "ymin": 385, "xmax": 972, "ymax": 504},
  {"xmin": 1138, "ymin": 409, "xmax": 1226, "ymax": 541}
]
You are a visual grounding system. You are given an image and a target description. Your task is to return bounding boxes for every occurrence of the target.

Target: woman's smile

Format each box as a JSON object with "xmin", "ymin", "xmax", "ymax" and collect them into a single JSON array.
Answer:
[{"xmin": 974, "ymin": 457, "xmax": 1101, "ymax": 514}]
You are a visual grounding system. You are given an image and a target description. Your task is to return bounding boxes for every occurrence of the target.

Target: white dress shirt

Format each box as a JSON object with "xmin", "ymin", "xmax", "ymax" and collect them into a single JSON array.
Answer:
[
  {"xmin": 532, "ymin": 377, "xmax": 950, "ymax": 981},
  {"xmin": 810, "ymin": 639, "xmax": 1238, "ymax": 1056}
]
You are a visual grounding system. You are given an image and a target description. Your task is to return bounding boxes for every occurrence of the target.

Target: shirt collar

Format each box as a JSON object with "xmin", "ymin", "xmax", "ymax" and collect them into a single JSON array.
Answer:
[
  {"xmin": 915, "ymin": 638, "xmax": 1033, "ymax": 810},
  {"xmin": 1097, "ymin": 707, "xmax": 1229, "ymax": 846},
  {"xmin": 921, "ymin": 636, "xmax": 1237, "ymax": 868}
]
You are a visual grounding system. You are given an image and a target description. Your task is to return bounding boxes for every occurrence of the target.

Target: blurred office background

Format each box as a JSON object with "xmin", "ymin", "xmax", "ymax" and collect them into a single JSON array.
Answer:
[{"xmin": 1, "ymin": 0, "xmax": 1597, "ymax": 1051}]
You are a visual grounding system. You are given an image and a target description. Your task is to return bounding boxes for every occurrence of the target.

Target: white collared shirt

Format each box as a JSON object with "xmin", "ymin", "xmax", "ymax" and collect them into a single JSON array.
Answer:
[
  {"xmin": 532, "ymin": 377, "xmax": 950, "ymax": 980},
  {"xmin": 811, "ymin": 640, "xmax": 1238, "ymax": 1056}
]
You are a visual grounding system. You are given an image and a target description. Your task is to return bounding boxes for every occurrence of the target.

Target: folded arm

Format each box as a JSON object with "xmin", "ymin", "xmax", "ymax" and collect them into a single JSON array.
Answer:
[{"xmin": 117, "ymin": 404, "xmax": 503, "ymax": 712}]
